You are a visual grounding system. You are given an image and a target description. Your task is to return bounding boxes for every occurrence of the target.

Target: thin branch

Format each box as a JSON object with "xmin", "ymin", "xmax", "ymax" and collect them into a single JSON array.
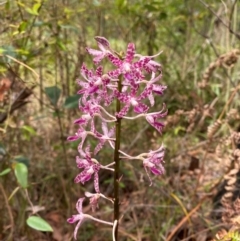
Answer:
[
  {"xmin": 0, "ymin": 182, "xmax": 14, "ymax": 240},
  {"xmin": 198, "ymin": 0, "xmax": 240, "ymax": 39},
  {"xmin": 187, "ymin": 2, "xmax": 238, "ymax": 90},
  {"xmin": 229, "ymin": 0, "xmax": 238, "ymax": 29},
  {"xmin": 3, "ymin": 55, "xmax": 39, "ymax": 80},
  {"xmin": 166, "ymin": 197, "xmax": 207, "ymax": 241}
]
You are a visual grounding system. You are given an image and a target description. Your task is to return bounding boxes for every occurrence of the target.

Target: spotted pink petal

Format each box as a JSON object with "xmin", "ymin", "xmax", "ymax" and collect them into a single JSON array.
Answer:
[
  {"xmin": 107, "ymin": 53, "xmax": 122, "ymax": 67},
  {"xmin": 86, "ymin": 47, "xmax": 103, "ymax": 57},
  {"xmin": 108, "ymin": 68, "xmax": 121, "ymax": 78},
  {"xmin": 67, "ymin": 215, "xmax": 79, "ymax": 224},
  {"xmin": 80, "ymin": 63, "xmax": 91, "ymax": 79},
  {"xmin": 96, "ymin": 66, "xmax": 103, "ymax": 76},
  {"xmin": 95, "ymin": 36, "xmax": 110, "ymax": 48},
  {"xmin": 150, "ymin": 167, "xmax": 164, "ymax": 175},
  {"xmin": 89, "ymin": 195, "xmax": 99, "ymax": 212},
  {"xmin": 150, "ymin": 121, "xmax": 164, "ymax": 133},
  {"xmin": 133, "ymin": 57, "xmax": 151, "ymax": 69},
  {"xmin": 94, "ymin": 172, "xmax": 100, "ymax": 193},
  {"xmin": 133, "ymin": 103, "xmax": 149, "ymax": 113},
  {"xmin": 152, "ymin": 85, "xmax": 167, "ymax": 95},
  {"xmin": 117, "ymin": 102, "xmax": 131, "ymax": 118},
  {"xmin": 73, "ymin": 118, "xmax": 88, "ymax": 125},
  {"xmin": 145, "ymin": 60, "xmax": 162, "ymax": 73},
  {"xmin": 125, "ymin": 43, "xmax": 135, "ymax": 63},
  {"xmin": 74, "ymin": 170, "xmax": 92, "ymax": 184},
  {"xmin": 67, "ymin": 136, "xmax": 80, "ymax": 141},
  {"xmin": 76, "ymin": 156, "xmax": 89, "ymax": 169}
]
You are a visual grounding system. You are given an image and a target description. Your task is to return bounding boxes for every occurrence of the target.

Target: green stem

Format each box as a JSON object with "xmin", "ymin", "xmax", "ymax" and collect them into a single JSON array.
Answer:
[{"xmin": 113, "ymin": 76, "xmax": 122, "ymax": 241}]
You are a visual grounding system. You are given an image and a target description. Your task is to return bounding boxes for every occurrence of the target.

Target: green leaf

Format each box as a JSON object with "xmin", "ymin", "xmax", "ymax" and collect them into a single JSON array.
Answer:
[
  {"xmin": 21, "ymin": 125, "xmax": 37, "ymax": 135},
  {"xmin": 16, "ymin": 49, "xmax": 30, "ymax": 56},
  {"xmin": 33, "ymin": 21, "xmax": 45, "ymax": 27},
  {"xmin": 1, "ymin": 45, "xmax": 16, "ymax": 63},
  {"xmin": 17, "ymin": 1, "xmax": 25, "ymax": 7},
  {"xmin": 144, "ymin": 4, "xmax": 158, "ymax": 11},
  {"xmin": 56, "ymin": 40, "xmax": 67, "ymax": 51},
  {"xmin": 12, "ymin": 31, "xmax": 19, "ymax": 36},
  {"xmin": 14, "ymin": 163, "xmax": 28, "ymax": 188},
  {"xmin": 116, "ymin": 0, "xmax": 127, "ymax": 8},
  {"xmin": 174, "ymin": 126, "xmax": 185, "ymax": 135},
  {"xmin": 0, "ymin": 168, "xmax": 11, "ymax": 177},
  {"xmin": 64, "ymin": 94, "xmax": 79, "ymax": 109},
  {"xmin": 26, "ymin": 216, "xmax": 53, "ymax": 232},
  {"xmin": 92, "ymin": 0, "xmax": 101, "ymax": 6},
  {"xmin": 5, "ymin": 0, "xmax": 10, "ymax": 10},
  {"xmin": 0, "ymin": 144, "xmax": 6, "ymax": 156},
  {"xmin": 158, "ymin": 11, "xmax": 167, "ymax": 20},
  {"xmin": 26, "ymin": 3, "xmax": 40, "ymax": 16},
  {"xmin": 45, "ymin": 86, "xmax": 61, "ymax": 106},
  {"xmin": 18, "ymin": 21, "xmax": 28, "ymax": 33},
  {"xmin": 26, "ymin": 7, "xmax": 37, "ymax": 15},
  {"xmin": 14, "ymin": 155, "xmax": 30, "ymax": 167},
  {"xmin": 32, "ymin": 3, "xmax": 41, "ymax": 14}
]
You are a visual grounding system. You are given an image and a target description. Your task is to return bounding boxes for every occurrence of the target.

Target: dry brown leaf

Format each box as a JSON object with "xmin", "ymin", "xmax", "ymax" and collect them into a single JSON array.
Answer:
[{"xmin": 0, "ymin": 78, "xmax": 11, "ymax": 101}]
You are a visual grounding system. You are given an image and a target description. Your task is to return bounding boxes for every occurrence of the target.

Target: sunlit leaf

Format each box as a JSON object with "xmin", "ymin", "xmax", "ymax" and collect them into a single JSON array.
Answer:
[
  {"xmin": 17, "ymin": 1, "xmax": 25, "ymax": 7},
  {"xmin": 21, "ymin": 125, "xmax": 37, "ymax": 135},
  {"xmin": 174, "ymin": 126, "xmax": 185, "ymax": 135},
  {"xmin": 16, "ymin": 49, "xmax": 30, "ymax": 55},
  {"xmin": 26, "ymin": 3, "xmax": 40, "ymax": 16},
  {"xmin": 26, "ymin": 216, "xmax": 53, "ymax": 232},
  {"xmin": 21, "ymin": 125, "xmax": 37, "ymax": 141},
  {"xmin": 18, "ymin": 21, "xmax": 28, "ymax": 33},
  {"xmin": 32, "ymin": 3, "xmax": 41, "ymax": 14},
  {"xmin": 116, "ymin": 0, "xmax": 127, "ymax": 8},
  {"xmin": 26, "ymin": 7, "xmax": 37, "ymax": 15},
  {"xmin": 9, "ymin": 24, "xmax": 18, "ymax": 28},
  {"xmin": 14, "ymin": 163, "xmax": 28, "ymax": 188},
  {"xmin": 12, "ymin": 31, "xmax": 19, "ymax": 36}
]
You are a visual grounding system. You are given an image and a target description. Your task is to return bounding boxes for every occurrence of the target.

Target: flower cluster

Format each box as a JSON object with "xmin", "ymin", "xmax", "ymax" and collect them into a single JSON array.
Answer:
[{"xmin": 67, "ymin": 37, "xmax": 167, "ymax": 240}]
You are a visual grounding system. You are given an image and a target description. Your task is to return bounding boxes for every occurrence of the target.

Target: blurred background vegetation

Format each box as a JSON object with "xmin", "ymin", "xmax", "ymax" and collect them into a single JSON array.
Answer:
[{"xmin": 1, "ymin": 0, "xmax": 240, "ymax": 240}]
